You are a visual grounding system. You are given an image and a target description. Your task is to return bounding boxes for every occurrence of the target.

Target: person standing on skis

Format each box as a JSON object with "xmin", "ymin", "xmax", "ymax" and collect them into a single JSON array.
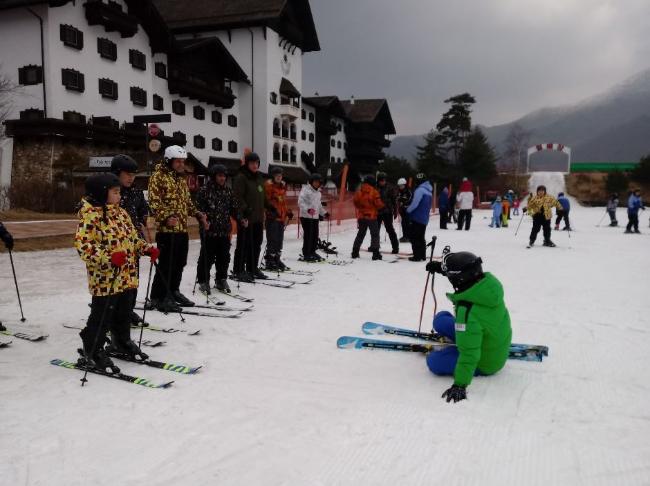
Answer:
[
  {"xmin": 425, "ymin": 251, "xmax": 512, "ymax": 403},
  {"xmin": 523, "ymin": 185, "xmax": 563, "ymax": 247},
  {"xmin": 264, "ymin": 167, "xmax": 293, "ymax": 271},
  {"xmin": 406, "ymin": 173, "xmax": 433, "ymax": 261},
  {"xmin": 606, "ymin": 193, "xmax": 619, "ymax": 227},
  {"xmin": 376, "ymin": 172, "xmax": 400, "ymax": 254},
  {"xmin": 624, "ymin": 189, "xmax": 645, "ymax": 234},
  {"xmin": 298, "ymin": 173, "xmax": 329, "ymax": 262},
  {"xmin": 351, "ymin": 175, "xmax": 384, "ymax": 260},
  {"xmin": 555, "ymin": 192, "xmax": 571, "ymax": 231},
  {"xmin": 397, "ymin": 178, "xmax": 412, "ymax": 242}
]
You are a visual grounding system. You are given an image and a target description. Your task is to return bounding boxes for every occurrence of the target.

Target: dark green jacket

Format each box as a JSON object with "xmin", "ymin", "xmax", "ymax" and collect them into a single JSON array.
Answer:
[
  {"xmin": 446, "ymin": 272, "xmax": 512, "ymax": 386},
  {"xmin": 233, "ymin": 166, "xmax": 266, "ymax": 224}
]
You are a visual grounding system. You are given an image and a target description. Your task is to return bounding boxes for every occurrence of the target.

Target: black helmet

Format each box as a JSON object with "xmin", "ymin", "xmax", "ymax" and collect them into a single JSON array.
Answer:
[
  {"xmin": 245, "ymin": 152, "xmax": 260, "ymax": 164},
  {"xmin": 415, "ymin": 172, "xmax": 426, "ymax": 181},
  {"xmin": 536, "ymin": 185, "xmax": 547, "ymax": 193},
  {"xmin": 442, "ymin": 251, "xmax": 484, "ymax": 291},
  {"xmin": 364, "ymin": 175, "xmax": 377, "ymax": 186},
  {"xmin": 85, "ymin": 173, "xmax": 120, "ymax": 206},
  {"xmin": 376, "ymin": 171, "xmax": 387, "ymax": 181},
  {"xmin": 309, "ymin": 173, "xmax": 322, "ymax": 184},
  {"xmin": 111, "ymin": 154, "xmax": 138, "ymax": 175},
  {"xmin": 270, "ymin": 166, "xmax": 283, "ymax": 177},
  {"xmin": 209, "ymin": 164, "xmax": 227, "ymax": 177}
]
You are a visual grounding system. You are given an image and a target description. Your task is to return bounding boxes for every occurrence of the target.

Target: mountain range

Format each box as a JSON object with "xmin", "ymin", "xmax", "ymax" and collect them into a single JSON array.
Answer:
[{"xmin": 386, "ymin": 68, "xmax": 650, "ymax": 170}]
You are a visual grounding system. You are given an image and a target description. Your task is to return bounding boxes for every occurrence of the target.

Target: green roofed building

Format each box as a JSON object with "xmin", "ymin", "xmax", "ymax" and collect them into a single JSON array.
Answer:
[{"xmin": 570, "ymin": 162, "xmax": 638, "ymax": 173}]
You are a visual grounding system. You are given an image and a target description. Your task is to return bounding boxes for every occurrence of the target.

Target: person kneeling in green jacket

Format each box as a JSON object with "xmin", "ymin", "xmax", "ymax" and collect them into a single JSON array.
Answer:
[{"xmin": 425, "ymin": 251, "xmax": 512, "ymax": 403}]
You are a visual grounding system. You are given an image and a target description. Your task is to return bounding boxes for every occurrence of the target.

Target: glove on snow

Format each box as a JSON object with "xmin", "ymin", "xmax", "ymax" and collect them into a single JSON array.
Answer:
[
  {"xmin": 441, "ymin": 384, "xmax": 467, "ymax": 403},
  {"xmin": 110, "ymin": 251, "xmax": 128, "ymax": 267}
]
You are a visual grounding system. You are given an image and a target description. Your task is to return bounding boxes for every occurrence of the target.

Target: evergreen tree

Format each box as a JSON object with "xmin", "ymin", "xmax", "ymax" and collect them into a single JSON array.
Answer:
[
  {"xmin": 415, "ymin": 130, "xmax": 450, "ymax": 179},
  {"xmin": 458, "ymin": 127, "xmax": 497, "ymax": 181},
  {"xmin": 379, "ymin": 155, "xmax": 416, "ymax": 183},
  {"xmin": 436, "ymin": 93, "xmax": 476, "ymax": 163},
  {"xmin": 632, "ymin": 154, "xmax": 650, "ymax": 182}
]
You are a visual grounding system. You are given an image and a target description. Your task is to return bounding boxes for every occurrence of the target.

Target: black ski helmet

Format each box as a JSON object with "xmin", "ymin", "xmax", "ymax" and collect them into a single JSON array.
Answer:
[
  {"xmin": 309, "ymin": 173, "xmax": 322, "ymax": 184},
  {"xmin": 536, "ymin": 185, "xmax": 547, "ymax": 193},
  {"xmin": 85, "ymin": 173, "xmax": 120, "ymax": 206},
  {"xmin": 209, "ymin": 164, "xmax": 227, "ymax": 177},
  {"xmin": 270, "ymin": 166, "xmax": 283, "ymax": 177},
  {"xmin": 376, "ymin": 171, "xmax": 387, "ymax": 181},
  {"xmin": 442, "ymin": 251, "xmax": 484, "ymax": 291},
  {"xmin": 110, "ymin": 154, "xmax": 138, "ymax": 175},
  {"xmin": 364, "ymin": 175, "xmax": 377, "ymax": 186},
  {"xmin": 245, "ymin": 152, "xmax": 260, "ymax": 164}
]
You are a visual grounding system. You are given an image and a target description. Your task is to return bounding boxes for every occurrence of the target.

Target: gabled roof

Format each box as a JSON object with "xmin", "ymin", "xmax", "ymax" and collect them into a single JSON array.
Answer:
[
  {"xmin": 176, "ymin": 38, "xmax": 249, "ymax": 83},
  {"xmin": 303, "ymin": 96, "xmax": 347, "ymax": 119},
  {"xmin": 279, "ymin": 77, "xmax": 301, "ymax": 98},
  {"xmin": 341, "ymin": 99, "xmax": 396, "ymax": 134},
  {"xmin": 152, "ymin": 0, "xmax": 320, "ymax": 52}
]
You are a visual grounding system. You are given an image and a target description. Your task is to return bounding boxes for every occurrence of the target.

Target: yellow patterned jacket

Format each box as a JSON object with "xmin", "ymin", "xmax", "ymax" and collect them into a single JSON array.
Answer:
[
  {"xmin": 148, "ymin": 163, "xmax": 197, "ymax": 233},
  {"xmin": 74, "ymin": 199, "xmax": 149, "ymax": 296},
  {"xmin": 526, "ymin": 194, "xmax": 563, "ymax": 220}
]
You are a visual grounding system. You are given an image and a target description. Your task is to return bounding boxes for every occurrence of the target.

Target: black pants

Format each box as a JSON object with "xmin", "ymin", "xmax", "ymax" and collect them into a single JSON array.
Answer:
[
  {"xmin": 555, "ymin": 210, "xmax": 570, "ymax": 229},
  {"xmin": 530, "ymin": 213, "xmax": 552, "ymax": 244},
  {"xmin": 608, "ymin": 209, "xmax": 617, "ymax": 224},
  {"xmin": 233, "ymin": 222, "xmax": 264, "ymax": 274},
  {"xmin": 409, "ymin": 221, "xmax": 427, "ymax": 259},
  {"xmin": 399, "ymin": 209, "xmax": 410, "ymax": 239},
  {"xmin": 80, "ymin": 291, "xmax": 132, "ymax": 351},
  {"xmin": 197, "ymin": 233, "xmax": 231, "ymax": 283},
  {"xmin": 151, "ymin": 232, "xmax": 189, "ymax": 300},
  {"xmin": 352, "ymin": 218, "xmax": 380, "ymax": 254},
  {"xmin": 301, "ymin": 217, "xmax": 319, "ymax": 257},
  {"xmin": 626, "ymin": 211, "xmax": 639, "ymax": 232},
  {"xmin": 457, "ymin": 209, "xmax": 472, "ymax": 230},
  {"xmin": 377, "ymin": 212, "xmax": 399, "ymax": 251},
  {"xmin": 265, "ymin": 220, "xmax": 285, "ymax": 260},
  {"xmin": 439, "ymin": 207, "xmax": 449, "ymax": 229}
]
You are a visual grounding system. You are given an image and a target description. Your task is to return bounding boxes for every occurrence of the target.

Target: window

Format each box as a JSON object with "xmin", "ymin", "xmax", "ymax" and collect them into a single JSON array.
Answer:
[
  {"xmin": 273, "ymin": 119, "xmax": 281, "ymax": 137},
  {"xmin": 97, "ymin": 38, "xmax": 117, "ymax": 61},
  {"xmin": 172, "ymin": 100, "xmax": 185, "ymax": 116},
  {"xmin": 308, "ymin": 112, "xmax": 314, "ymax": 122},
  {"xmin": 153, "ymin": 94, "xmax": 164, "ymax": 111},
  {"xmin": 129, "ymin": 49, "xmax": 146, "ymax": 70},
  {"xmin": 228, "ymin": 141, "xmax": 238, "ymax": 153},
  {"xmin": 212, "ymin": 138, "xmax": 223, "ymax": 151},
  {"xmin": 130, "ymin": 87, "xmax": 147, "ymax": 106},
  {"xmin": 60, "ymin": 24, "xmax": 83, "ymax": 50},
  {"xmin": 18, "ymin": 65, "xmax": 42, "ymax": 85},
  {"xmin": 193, "ymin": 106, "xmax": 205, "ymax": 120},
  {"xmin": 290, "ymin": 123, "xmax": 296, "ymax": 140},
  {"xmin": 61, "ymin": 68, "xmax": 85, "ymax": 92},
  {"xmin": 173, "ymin": 131, "xmax": 186, "ymax": 145},
  {"xmin": 301, "ymin": 130, "xmax": 306, "ymax": 141},
  {"xmin": 270, "ymin": 92, "xmax": 278, "ymax": 104},
  {"xmin": 337, "ymin": 157, "xmax": 342, "ymax": 163},
  {"xmin": 281, "ymin": 122, "xmax": 288, "ymax": 139},
  {"xmin": 154, "ymin": 62, "xmax": 167, "ymax": 79},
  {"xmin": 290, "ymin": 146, "xmax": 296, "ymax": 163},
  {"xmin": 330, "ymin": 156, "xmax": 335, "ymax": 163},
  {"xmin": 338, "ymin": 124, "xmax": 343, "ymax": 132},
  {"xmin": 273, "ymin": 144, "xmax": 280, "ymax": 161},
  {"xmin": 227, "ymin": 114, "xmax": 237, "ymax": 127},
  {"xmin": 98, "ymin": 78, "xmax": 118, "ymax": 100},
  {"xmin": 330, "ymin": 139, "xmax": 335, "ymax": 147},
  {"xmin": 211, "ymin": 110, "xmax": 222, "ymax": 124},
  {"xmin": 337, "ymin": 141, "xmax": 342, "ymax": 149},
  {"xmin": 63, "ymin": 110, "xmax": 86, "ymax": 124},
  {"xmin": 20, "ymin": 108, "xmax": 44, "ymax": 121},
  {"xmin": 281, "ymin": 145, "xmax": 288, "ymax": 162},
  {"xmin": 301, "ymin": 109, "xmax": 306, "ymax": 120},
  {"xmin": 194, "ymin": 135, "xmax": 205, "ymax": 149},
  {"xmin": 309, "ymin": 133, "xmax": 314, "ymax": 142}
]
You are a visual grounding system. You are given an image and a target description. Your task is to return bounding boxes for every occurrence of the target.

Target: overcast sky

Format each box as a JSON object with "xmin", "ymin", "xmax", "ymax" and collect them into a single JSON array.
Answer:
[{"xmin": 303, "ymin": 0, "xmax": 650, "ymax": 136}]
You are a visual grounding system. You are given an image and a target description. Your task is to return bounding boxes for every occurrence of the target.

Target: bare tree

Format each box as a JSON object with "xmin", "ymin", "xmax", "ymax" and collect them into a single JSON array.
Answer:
[
  {"xmin": 503, "ymin": 123, "xmax": 532, "ymax": 177},
  {"xmin": 0, "ymin": 66, "xmax": 21, "ymax": 139}
]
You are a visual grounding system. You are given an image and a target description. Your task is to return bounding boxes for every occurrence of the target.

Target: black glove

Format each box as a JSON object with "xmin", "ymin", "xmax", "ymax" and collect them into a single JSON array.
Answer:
[
  {"xmin": 522, "ymin": 207, "xmax": 527, "ymax": 214},
  {"xmin": 426, "ymin": 261, "xmax": 444, "ymax": 274},
  {"xmin": 287, "ymin": 210, "xmax": 294, "ymax": 220},
  {"xmin": 324, "ymin": 212, "xmax": 330, "ymax": 219},
  {"xmin": 441, "ymin": 384, "xmax": 467, "ymax": 403},
  {"xmin": 0, "ymin": 230, "xmax": 14, "ymax": 251}
]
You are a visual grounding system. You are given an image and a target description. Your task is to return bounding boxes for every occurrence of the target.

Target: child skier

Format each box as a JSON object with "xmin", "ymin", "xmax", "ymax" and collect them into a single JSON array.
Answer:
[
  {"xmin": 523, "ymin": 185, "xmax": 563, "ymax": 247},
  {"xmin": 425, "ymin": 251, "xmax": 512, "ymax": 403},
  {"xmin": 555, "ymin": 192, "xmax": 571, "ymax": 231},
  {"xmin": 625, "ymin": 189, "xmax": 645, "ymax": 234},
  {"xmin": 195, "ymin": 164, "xmax": 239, "ymax": 294},
  {"xmin": 351, "ymin": 175, "xmax": 385, "ymax": 260},
  {"xmin": 75, "ymin": 174, "xmax": 158, "ymax": 372},
  {"xmin": 512, "ymin": 197, "xmax": 520, "ymax": 216},
  {"xmin": 606, "ymin": 193, "xmax": 619, "ymax": 226},
  {"xmin": 264, "ymin": 167, "xmax": 293, "ymax": 270},
  {"xmin": 490, "ymin": 196, "xmax": 502, "ymax": 228},
  {"xmin": 298, "ymin": 173, "xmax": 328, "ymax": 262}
]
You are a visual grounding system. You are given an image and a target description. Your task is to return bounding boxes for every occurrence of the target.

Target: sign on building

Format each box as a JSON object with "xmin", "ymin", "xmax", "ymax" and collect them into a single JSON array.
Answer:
[{"xmin": 89, "ymin": 156, "xmax": 113, "ymax": 169}]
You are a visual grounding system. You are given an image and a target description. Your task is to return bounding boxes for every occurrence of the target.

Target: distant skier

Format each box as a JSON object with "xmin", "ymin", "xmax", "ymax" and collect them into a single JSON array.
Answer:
[
  {"xmin": 397, "ymin": 178, "xmax": 412, "ymax": 242},
  {"xmin": 523, "ymin": 185, "xmax": 563, "ymax": 248},
  {"xmin": 0, "ymin": 221, "xmax": 14, "ymax": 331},
  {"xmin": 512, "ymin": 196, "xmax": 520, "ymax": 216},
  {"xmin": 406, "ymin": 173, "xmax": 433, "ymax": 261},
  {"xmin": 298, "ymin": 173, "xmax": 329, "ymax": 262},
  {"xmin": 606, "ymin": 193, "xmax": 619, "ymax": 226},
  {"xmin": 456, "ymin": 181, "xmax": 474, "ymax": 231},
  {"xmin": 489, "ymin": 196, "xmax": 502, "ymax": 228},
  {"xmin": 555, "ymin": 192, "xmax": 571, "ymax": 231},
  {"xmin": 425, "ymin": 251, "xmax": 512, "ymax": 403},
  {"xmin": 624, "ymin": 189, "xmax": 645, "ymax": 234},
  {"xmin": 351, "ymin": 175, "xmax": 384, "ymax": 260},
  {"xmin": 438, "ymin": 185, "xmax": 449, "ymax": 229}
]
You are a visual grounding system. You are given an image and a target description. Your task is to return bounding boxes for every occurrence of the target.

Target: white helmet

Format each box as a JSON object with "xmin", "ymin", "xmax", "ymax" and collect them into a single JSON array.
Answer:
[
  {"xmin": 164, "ymin": 145, "xmax": 187, "ymax": 162},
  {"xmin": 397, "ymin": 178, "xmax": 407, "ymax": 186}
]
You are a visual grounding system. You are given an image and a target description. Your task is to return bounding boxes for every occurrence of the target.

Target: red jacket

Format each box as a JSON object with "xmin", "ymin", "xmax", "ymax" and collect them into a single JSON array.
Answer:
[
  {"xmin": 265, "ymin": 180, "xmax": 289, "ymax": 221},
  {"xmin": 353, "ymin": 183, "xmax": 384, "ymax": 220}
]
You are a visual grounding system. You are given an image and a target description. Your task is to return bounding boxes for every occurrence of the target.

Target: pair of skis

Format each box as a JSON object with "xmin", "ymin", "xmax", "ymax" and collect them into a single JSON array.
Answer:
[
  {"xmin": 229, "ymin": 275, "xmax": 295, "ymax": 288},
  {"xmin": 338, "ymin": 322, "xmax": 549, "ymax": 362},
  {"xmin": 1, "ymin": 329, "xmax": 48, "ymax": 342}
]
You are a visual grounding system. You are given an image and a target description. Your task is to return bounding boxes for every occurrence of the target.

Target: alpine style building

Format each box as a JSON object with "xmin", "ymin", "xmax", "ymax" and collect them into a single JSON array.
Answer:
[{"xmin": 0, "ymin": 0, "xmax": 396, "ymax": 192}]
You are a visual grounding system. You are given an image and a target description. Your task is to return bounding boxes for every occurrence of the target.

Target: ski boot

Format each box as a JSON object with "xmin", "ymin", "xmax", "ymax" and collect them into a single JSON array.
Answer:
[
  {"xmin": 351, "ymin": 251, "xmax": 360, "ymax": 259},
  {"xmin": 253, "ymin": 268, "xmax": 268, "ymax": 280},
  {"xmin": 264, "ymin": 259, "xmax": 280, "ymax": 272},
  {"xmin": 312, "ymin": 252, "xmax": 324, "ymax": 262},
  {"xmin": 129, "ymin": 311, "xmax": 146, "ymax": 326},
  {"xmin": 173, "ymin": 291, "xmax": 195, "ymax": 307},
  {"xmin": 391, "ymin": 247, "xmax": 399, "ymax": 254},
  {"xmin": 372, "ymin": 251, "xmax": 383, "ymax": 261},
  {"xmin": 215, "ymin": 279, "xmax": 231, "ymax": 293},
  {"xmin": 232, "ymin": 271, "xmax": 255, "ymax": 283},
  {"xmin": 277, "ymin": 259, "xmax": 289, "ymax": 271},
  {"xmin": 93, "ymin": 348, "xmax": 121, "ymax": 373},
  {"xmin": 543, "ymin": 240, "xmax": 556, "ymax": 247},
  {"xmin": 156, "ymin": 297, "xmax": 182, "ymax": 313},
  {"xmin": 107, "ymin": 336, "xmax": 149, "ymax": 361},
  {"xmin": 198, "ymin": 282, "xmax": 211, "ymax": 295},
  {"xmin": 0, "ymin": 321, "xmax": 6, "ymax": 332},
  {"xmin": 77, "ymin": 346, "xmax": 97, "ymax": 369}
]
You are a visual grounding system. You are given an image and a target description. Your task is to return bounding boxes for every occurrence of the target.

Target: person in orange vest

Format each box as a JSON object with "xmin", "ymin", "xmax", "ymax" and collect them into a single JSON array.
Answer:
[
  {"xmin": 264, "ymin": 167, "xmax": 293, "ymax": 271},
  {"xmin": 351, "ymin": 175, "xmax": 385, "ymax": 260}
]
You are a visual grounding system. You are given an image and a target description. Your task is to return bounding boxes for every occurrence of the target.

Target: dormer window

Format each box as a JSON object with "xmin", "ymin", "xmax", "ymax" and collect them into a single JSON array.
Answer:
[
  {"xmin": 18, "ymin": 65, "xmax": 42, "ymax": 85},
  {"xmin": 61, "ymin": 68, "xmax": 85, "ymax": 92},
  {"xmin": 129, "ymin": 49, "xmax": 146, "ymax": 70},
  {"xmin": 155, "ymin": 62, "xmax": 167, "ymax": 79},
  {"xmin": 130, "ymin": 87, "xmax": 147, "ymax": 107},
  {"xmin": 172, "ymin": 100, "xmax": 185, "ymax": 116},
  {"xmin": 193, "ymin": 106, "xmax": 205, "ymax": 120},
  {"xmin": 98, "ymin": 78, "xmax": 118, "ymax": 100},
  {"xmin": 60, "ymin": 24, "xmax": 83, "ymax": 50},
  {"xmin": 97, "ymin": 38, "xmax": 117, "ymax": 61}
]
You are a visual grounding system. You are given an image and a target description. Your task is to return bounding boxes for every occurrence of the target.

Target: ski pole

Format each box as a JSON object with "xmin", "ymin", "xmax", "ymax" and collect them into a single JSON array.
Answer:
[
  {"xmin": 595, "ymin": 209, "xmax": 607, "ymax": 227},
  {"xmin": 137, "ymin": 260, "xmax": 154, "ymax": 349},
  {"xmin": 514, "ymin": 213, "xmax": 525, "ymax": 236},
  {"xmin": 8, "ymin": 249, "xmax": 26, "ymax": 322},
  {"xmin": 201, "ymin": 230, "xmax": 210, "ymax": 303},
  {"xmin": 418, "ymin": 236, "xmax": 437, "ymax": 333}
]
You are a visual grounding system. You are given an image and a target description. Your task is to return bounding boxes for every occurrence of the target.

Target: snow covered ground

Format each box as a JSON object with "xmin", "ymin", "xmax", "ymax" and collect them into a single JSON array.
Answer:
[{"xmin": 1, "ymin": 175, "xmax": 649, "ymax": 485}]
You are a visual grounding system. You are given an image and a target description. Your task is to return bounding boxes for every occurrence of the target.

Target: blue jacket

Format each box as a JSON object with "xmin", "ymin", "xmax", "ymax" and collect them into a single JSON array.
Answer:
[
  {"xmin": 407, "ymin": 181, "xmax": 433, "ymax": 225},
  {"xmin": 491, "ymin": 201, "xmax": 502, "ymax": 217},
  {"xmin": 628, "ymin": 194, "xmax": 644, "ymax": 214},
  {"xmin": 558, "ymin": 196, "xmax": 570, "ymax": 212},
  {"xmin": 438, "ymin": 187, "xmax": 449, "ymax": 209}
]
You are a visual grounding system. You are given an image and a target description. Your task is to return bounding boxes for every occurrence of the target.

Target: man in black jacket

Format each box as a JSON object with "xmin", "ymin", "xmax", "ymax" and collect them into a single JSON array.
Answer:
[
  {"xmin": 397, "ymin": 178, "xmax": 412, "ymax": 242},
  {"xmin": 376, "ymin": 172, "xmax": 400, "ymax": 253}
]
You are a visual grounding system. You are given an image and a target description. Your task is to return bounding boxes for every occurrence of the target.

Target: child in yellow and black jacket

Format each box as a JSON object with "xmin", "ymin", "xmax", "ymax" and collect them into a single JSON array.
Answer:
[
  {"xmin": 74, "ymin": 174, "xmax": 158, "ymax": 372},
  {"xmin": 523, "ymin": 184, "xmax": 563, "ymax": 248}
]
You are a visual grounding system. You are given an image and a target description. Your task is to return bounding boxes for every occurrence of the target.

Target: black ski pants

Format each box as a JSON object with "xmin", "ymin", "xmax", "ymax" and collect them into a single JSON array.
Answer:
[
  {"xmin": 265, "ymin": 219, "xmax": 285, "ymax": 259},
  {"xmin": 530, "ymin": 213, "xmax": 552, "ymax": 244},
  {"xmin": 377, "ymin": 212, "xmax": 399, "ymax": 251},
  {"xmin": 352, "ymin": 218, "xmax": 380, "ymax": 254},
  {"xmin": 409, "ymin": 221, "xmax": 427, "ymax": 260},
  {"xmin": 301, "ymin": 217, "xmax": 319, "ymax": 257},
  {"xmin": 439, "ymin": 206, "xmax": 449, "ymax": 229},
  {"xmin": 626, "ymin": 211, "xmax": 639, "ymax": 232},
  {"xmin": 80, "ymin": 290, "xmax": 132, "ymax": 351},
  {"xmin": 457, "ymin": 209, "xmax": 472, "ymax": 230},
  {"xmin": 233, "ymin": 222, "xmax": 264, "ymax": 274},
  {"xmin": 151, "ymin": 232, "xmax": 188, "ymax": 301},
  {"xmin": 197, "ymin": 233, "xmax": 231, "ymax": 283},
  {"xmin": 399, "ymin": 209, "xmax": 410, "ymax": 239},
  {"xmin": 555, "ymin": 210, "xmax": 570, "ymax": 229}
]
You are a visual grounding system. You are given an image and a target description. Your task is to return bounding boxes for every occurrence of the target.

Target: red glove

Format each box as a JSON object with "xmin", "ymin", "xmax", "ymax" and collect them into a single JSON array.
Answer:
[
  {"xmin": 110, "ymin": 251, "xmax": 127, "ymax": 267},
  {"xmin": 307, "ymin": 209, "xmax": 316, "ymax": 216},
  {"xmin": 146, "ymin": 247, "xmax": 160, "ymax": 263}
]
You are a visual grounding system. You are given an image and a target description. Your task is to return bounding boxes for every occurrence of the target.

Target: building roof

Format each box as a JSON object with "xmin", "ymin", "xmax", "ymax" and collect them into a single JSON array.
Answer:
[
  {"xmin": 152, "ymin": 0, "xmax": 320, "ymax": 52},
  {"xmin": 303, "ymin": 96, "xmax": 347, "ymax": 119},
  {"xmin": 0, "ymin": 0, "xmax": 70, "ymax": 9},
  {"xmin": 176, "ymin": 38, "xmax": 249, "ymax": 83},
  {"xmin": 341, "ymin": 99, "xmax": 396, "ymax": 134},
  {"xmin": 279, "ymin": 77, "xmax": 301, "ymax": 98}
]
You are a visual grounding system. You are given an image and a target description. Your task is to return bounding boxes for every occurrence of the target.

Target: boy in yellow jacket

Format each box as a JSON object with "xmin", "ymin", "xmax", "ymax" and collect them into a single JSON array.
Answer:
[
  {"xmin": 75, "ymin": 174, "xmax": 158, "ymax": 372},
  {"xmin": 523, "ymin": 185, "xmax": 563, "ymax": 248}
]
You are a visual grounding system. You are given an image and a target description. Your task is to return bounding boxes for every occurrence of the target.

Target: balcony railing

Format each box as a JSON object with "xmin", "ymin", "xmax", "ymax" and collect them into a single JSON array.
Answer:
[
  {"xmin": 279, "ymin": 101, "xmax": 300, "ymax": 119},
  {"xmin": 84, "ymin": 0, "xmax": 138, "ymax": 38},
  {"xmin": 168, "ymin": 67, "xmax": 235, "ymax": 109}
]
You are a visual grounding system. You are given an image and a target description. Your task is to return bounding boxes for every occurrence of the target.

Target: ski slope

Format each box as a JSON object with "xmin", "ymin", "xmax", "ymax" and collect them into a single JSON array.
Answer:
[{"xmin": 1, "ymin": 203, "xmax": 649, "ymax": 485}]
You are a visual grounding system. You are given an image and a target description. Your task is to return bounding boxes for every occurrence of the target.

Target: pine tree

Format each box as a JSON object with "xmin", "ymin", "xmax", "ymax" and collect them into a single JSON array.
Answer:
[
  {"xmin": 415, "ymin": 130, "xmax": 450, "ymax": 179},
  {"xmin": 436, "ymin": 93, "xmax": 476, "ymax": 163},
  {"xmin": 458, "ymin": 127, "xmax": 497, "ymax": 181},
  {"xmin": 379, "ymin": 155, "xmax": 416, "ymax": 183}
]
